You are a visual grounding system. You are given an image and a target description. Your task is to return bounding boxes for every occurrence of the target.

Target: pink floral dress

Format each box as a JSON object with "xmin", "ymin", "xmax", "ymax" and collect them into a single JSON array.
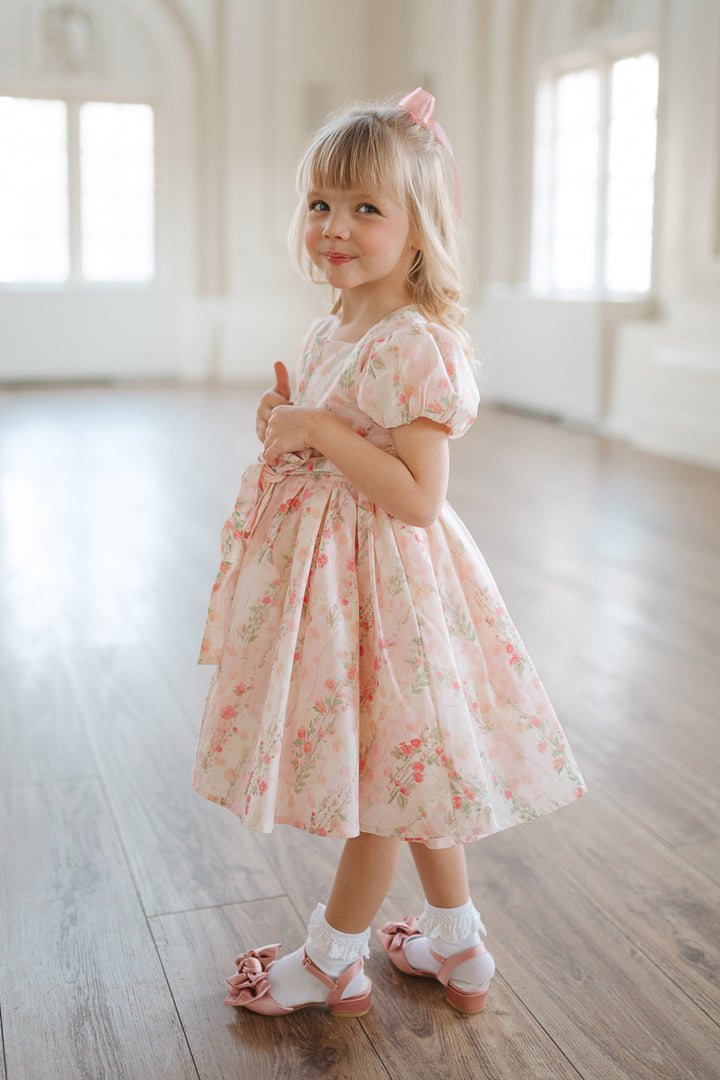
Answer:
[{"xmin": 193, "ymin": 304, "xmax": 586, "ymax": 847}]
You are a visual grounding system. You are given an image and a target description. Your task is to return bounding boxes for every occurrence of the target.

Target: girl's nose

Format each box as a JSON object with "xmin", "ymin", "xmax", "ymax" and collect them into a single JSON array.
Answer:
[{"xmin": 322, "ymin": 211, "xmax": 350, "ymax": 240}]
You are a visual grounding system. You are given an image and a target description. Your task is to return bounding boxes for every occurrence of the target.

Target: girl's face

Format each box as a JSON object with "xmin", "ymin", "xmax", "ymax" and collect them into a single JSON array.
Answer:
[{"xmin": 304, "ymin": 186, "xmax": 417, "ymax": 302}]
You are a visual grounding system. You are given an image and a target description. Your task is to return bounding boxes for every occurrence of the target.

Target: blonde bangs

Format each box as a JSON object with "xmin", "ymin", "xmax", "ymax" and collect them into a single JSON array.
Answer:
[{"xmin": 297, "ymin": 114, "xmax": 408, "ymax": 206}]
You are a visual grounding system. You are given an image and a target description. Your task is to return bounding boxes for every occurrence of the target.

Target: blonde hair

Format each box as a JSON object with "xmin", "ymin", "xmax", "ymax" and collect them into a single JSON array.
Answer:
[{"xmin": 288, "ymin": 96, "xmax": 471, "ymax": 355}]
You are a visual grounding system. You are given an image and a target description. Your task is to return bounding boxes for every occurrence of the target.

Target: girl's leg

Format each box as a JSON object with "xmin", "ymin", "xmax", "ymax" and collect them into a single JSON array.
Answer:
[
  {"xmin": 409, "ymin": 840, "xmax": 470, "ymax": 908},
  {"xmin": 401, "ymin": 842, "xmax": 495, "ymax": 991},
  {"xmin": 326, "ymin": 833, "xmax": 402, "ymax": 932},
  {"xmin": 262, "ymin": 833, "xmax": 401, "ymax": 1009}
]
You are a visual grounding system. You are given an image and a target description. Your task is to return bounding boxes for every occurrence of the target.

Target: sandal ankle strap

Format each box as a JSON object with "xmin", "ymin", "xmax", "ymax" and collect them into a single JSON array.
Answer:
[
  {"xmin": 300, "ymin": 948, "xmax": 363, "ymax": 1004},
  {"xmin": 429, "ymin": 943, "xmax": 487, "ymax": 988}
]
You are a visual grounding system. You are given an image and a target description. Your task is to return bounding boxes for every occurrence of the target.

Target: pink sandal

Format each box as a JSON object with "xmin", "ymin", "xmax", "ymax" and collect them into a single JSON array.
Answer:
[
  {"xmin": 377, "ymin": 917, "xmax": 490, "ymax": 1015},
  {"xmin": 224, "ymin": 944, "xmax": 372, "ymax": 1017}
]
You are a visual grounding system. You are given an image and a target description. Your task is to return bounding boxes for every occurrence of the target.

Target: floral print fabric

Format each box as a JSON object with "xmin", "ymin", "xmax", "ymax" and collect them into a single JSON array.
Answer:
[{"xmin": 193, "ymin": 304, "xmax": 586, "ymax": 847}]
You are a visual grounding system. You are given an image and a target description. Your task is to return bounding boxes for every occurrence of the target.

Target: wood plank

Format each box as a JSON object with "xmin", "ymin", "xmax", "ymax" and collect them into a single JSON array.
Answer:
[
  {"xmin": 361, "ymin": 962, "xmax": 583, "ymax": 1080},
  {"xmin": 676, "ymin": 838, "xmax": 720, "ymax": 888},
  {"xmin": 250, "ymin": 827, "xmax": 582, "ymax": 1078},
  {"xmin": 451, "ymin": 410, "xmax": 720, "ymax": 672},
  {"xmin": 461, "ymin": 825, "xmax": 720, "ymax": 1080},
  {"xmin": 528, "ymin": 795, "xmax": 720, "ymax": 1020},
  {"xmin": 450, "ymin": 411, "xmax": 720, "ymax": 854},
  {"xmin": 557, "ymin": 700, "xmax": 720, "ymax": 848},
  {"xmin": 492, "ymin": 560, "xmax": 720, "ymax": 718},
  {"xmin": 0, "ymin": 635, "xmax": 97, "ymax": 789},
  {"xmin": 367, "ymin": 845, "xmax": 584, "ymax": 1080},
  {"xmin": 151, "ymin": 896, "xmax": 390, "ymax": 1080},
  {"xmin": 0, "ymin": 780, "xmax": 198, "ymax": 1080},
  {"xmin": 282, "ymin": 845, "xmax": 581, "ymax": 1080},
  {"xmin": 62, "ymin": 642, "xmax": 283, "ymax": 918},
  {"xmin": 462, "ymin": 525, "xmax": 720, "ymax": 739},
  {"xmin": 261, "ymin": 827, "xmax": 346, "ymax": 922},
  {"xmin": 0, "ymin": 402, "xmax": 99, "ymax": 789},
  {"xmin": 453, "ymin": 407, "xmax": 720, "ymax": 578},
  {"xmin": 510, "ymin": 632, "xmax": 720, "ymax": 847},
  {"xmin": 258, "ymin": 837, "xmax": 583, "ymax": 1078},
  {"xmin": 0, "ymin": 1013, "xmax": 6, "ymax": 1080},
  {"xmin": 152, "ymin": 893, "xmax": 583, "ymax": 1080},
  {"xmin": 3, "ymin": 386, "xmax": 720, "ymax": 1079}
]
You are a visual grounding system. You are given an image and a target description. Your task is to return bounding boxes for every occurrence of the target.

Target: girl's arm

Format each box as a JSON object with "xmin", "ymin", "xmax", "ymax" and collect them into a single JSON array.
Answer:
[{"xmin": 263, "ymin": 406, "xmax": 449, "ymax": 528}]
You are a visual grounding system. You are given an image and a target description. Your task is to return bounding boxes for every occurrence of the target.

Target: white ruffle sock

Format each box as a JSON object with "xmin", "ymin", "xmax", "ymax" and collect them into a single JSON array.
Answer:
[
  {"xmin": 266, "ymin": 903, "xmax": 371, "ymax": 1009},
  {"xmin": 403, "ymin": 899, "xmax": 495, "ymax": 992}
]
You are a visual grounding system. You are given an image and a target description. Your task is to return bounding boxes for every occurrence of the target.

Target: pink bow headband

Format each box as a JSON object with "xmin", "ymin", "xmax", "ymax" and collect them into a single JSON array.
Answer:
[{"xmin": 398, "ymin": 87, "xmax": 461, "ymax": 218}]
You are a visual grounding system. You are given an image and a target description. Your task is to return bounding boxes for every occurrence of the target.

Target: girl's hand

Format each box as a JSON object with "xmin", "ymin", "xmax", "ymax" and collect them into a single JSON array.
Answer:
[
  {"xmin": 256, "ymin": 361, "xmax": 292, "ymax": 442},
  {"xmin": 263, "ymin": 405, "xmax": 327, "ymax": 466}
]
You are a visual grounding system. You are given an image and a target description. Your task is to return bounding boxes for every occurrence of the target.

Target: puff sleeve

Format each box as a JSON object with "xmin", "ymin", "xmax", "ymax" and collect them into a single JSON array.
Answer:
[{"xmin": 355, "ymin": 320, "xmax": 479, "ymax": 438}]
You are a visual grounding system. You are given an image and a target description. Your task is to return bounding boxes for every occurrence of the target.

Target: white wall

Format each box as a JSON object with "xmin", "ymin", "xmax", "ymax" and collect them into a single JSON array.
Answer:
[
  {"xmin": 606, "ymin": 1, "xmax": 720, "ymax": 466},
  {"xmin": 218, "ymin": 0, "xmax": 373, "ymax": 381},
  {"xmin": 1, "ymin": 0, "xmax": 719, "ymax": 469},
  {"xmin": 217, "ymin": 0, "xmax": 489, "ymax": 383},
  {"xmin": 474, "ymin": 0, "xmax": 720, "ymax": 468},
  {"xmin": 0, "ymin": 0, "xmax": 493, "ymax": 385},
  {"xmin": 0, "ymin": 0, "xmax": 199, "ymax": 381}
]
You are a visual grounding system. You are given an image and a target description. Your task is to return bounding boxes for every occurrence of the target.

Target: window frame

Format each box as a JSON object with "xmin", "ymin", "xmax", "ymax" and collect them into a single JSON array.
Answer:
[
  {"xmin": 531, "ymin": 43, "xmax": 661, "ymax": 300},
  {"xmin": 0, "ymin": 90, "xmax": 159, "ymax": 291}
]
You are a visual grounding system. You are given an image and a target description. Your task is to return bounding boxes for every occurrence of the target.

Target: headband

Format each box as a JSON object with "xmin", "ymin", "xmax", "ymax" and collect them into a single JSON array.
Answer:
[{"xmin": 398, "ymin": 87, "xmax": 462, "ymax": 218}]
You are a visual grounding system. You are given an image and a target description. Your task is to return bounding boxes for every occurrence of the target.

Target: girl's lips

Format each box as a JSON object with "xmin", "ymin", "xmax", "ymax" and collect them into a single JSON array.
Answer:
[{"xmin": 323, "ymin": 252, "xmax": 355, "ymax": 263}]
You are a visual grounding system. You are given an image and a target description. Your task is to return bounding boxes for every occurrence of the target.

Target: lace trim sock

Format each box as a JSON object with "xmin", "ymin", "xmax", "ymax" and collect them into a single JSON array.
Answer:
[
  {"xmin": 267, "ymin": 903, "xmax": 370, "ymax": 1009},
  {"xmin": 416, "ymin": 898, "xmax": 487, "ymax": 939},
  {"xmin": 404, "ymin": 900, "xmax": 495, "ymax": 993},
  {"xmin": 306, "ymin": 903, "xmax": 371, "ymax": 966}
]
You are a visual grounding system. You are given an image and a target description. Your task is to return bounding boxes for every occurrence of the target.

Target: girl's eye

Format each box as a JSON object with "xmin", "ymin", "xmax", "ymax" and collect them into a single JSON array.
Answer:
[
  {"xmin": 358, "ymin": 203, "xmax": 380, "ymax": 215},
  {"xmin": 309, "ymin": 200, "xmax": 329, "ymax": 212}
]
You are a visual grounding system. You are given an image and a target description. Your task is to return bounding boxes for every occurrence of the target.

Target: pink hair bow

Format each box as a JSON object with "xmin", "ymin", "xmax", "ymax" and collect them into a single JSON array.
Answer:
[{"xmin": 398, "ymin": 87, "xmax": 461, "ymax": 218}]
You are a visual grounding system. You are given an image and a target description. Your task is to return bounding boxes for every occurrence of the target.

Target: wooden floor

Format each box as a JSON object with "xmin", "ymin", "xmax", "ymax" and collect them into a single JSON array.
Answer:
[{"xmin": 1, "ymin": 383, "xmax": 719, "ymax": 1080}]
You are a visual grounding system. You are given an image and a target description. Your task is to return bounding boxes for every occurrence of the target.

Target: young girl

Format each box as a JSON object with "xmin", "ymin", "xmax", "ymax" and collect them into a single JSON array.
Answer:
[{"xmin": 193, "ymin": 88, "xmax": 586, "ymax": 1018}]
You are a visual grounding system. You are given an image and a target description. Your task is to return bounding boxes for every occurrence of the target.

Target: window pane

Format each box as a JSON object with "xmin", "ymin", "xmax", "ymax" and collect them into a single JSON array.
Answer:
[
  {"xmin": 554, "ymin": 182, "xmax": 598, "ymax": 230},
  {"xmin": 556, "ymin": 69, "xmax": 601, "ymax": 131},
  {"xmin": 556, "ymin": 129, "xmax": 599, "ymax": 182},
  {"xmin": 80, "ymin": 102, "xmax": 155, "ymax": 282},
  {"xmin": 611, "ymin": 54, "xmax": 659, "ymax": 117},
  {"xmin": 533, "ymin": 138, "xmax": 553, "ymax": 193},
  {"xmin": 553, "ymin": 230, "xmax": 596, "ymax": 291},
  {"xmin": 551, "ymin": 179, "xmax": 598, "ymax": 291},
  {"xmin": 606, "ymin": 231, "xmax": 653, "ymax": 293},
  {"xmin": 0, "ymin": 97, "xmax": 69, "ymax": 282},
  {"xmin": 531, "ymin": 220, "xmax": 552, "ymax": 292},
  {"xmin": 607, "ymin": 177, "xmax": 655, "ymax": 236},
  {"xmin": 550, "ymin": 69, "xmax": 600, "ymax": 290},
  {"xmin": 604, "ymin": 54, "xmax": 658, "ymax": 292},
  {"xmin": 608, "ymin": 115, "xmax": 657, "ymax": 179}
]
